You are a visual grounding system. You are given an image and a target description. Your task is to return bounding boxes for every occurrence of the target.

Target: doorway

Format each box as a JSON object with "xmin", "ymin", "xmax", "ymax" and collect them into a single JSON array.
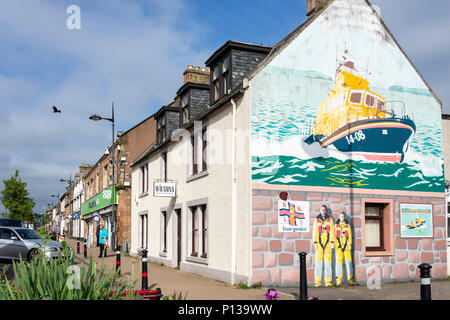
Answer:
[{"xmin": 175, "ymin": 209, "xmax": 182, "ymax": 269}]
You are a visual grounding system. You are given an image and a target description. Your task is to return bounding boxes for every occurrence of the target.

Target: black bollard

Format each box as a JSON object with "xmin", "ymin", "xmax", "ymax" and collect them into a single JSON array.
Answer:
[
  {"xmin": 298, "ymin": 252, "xmax": 308, "ymax": 300},
  {"xmin": 83, "ymin": 238, "xmax": 87, "ymax": 258},
  {"xmin": 141, "ymin": 249, "xmax": 148, "ymax": 290},
  {"xmin": 418, "ymin": 263, "xmax": 432, "ymax": 300},
  {"xmin": 116, "ymin": 245, "xmax": 121, "ymax": 274},
  {"xmin": 77, "ymin": 238, "xmax": 80, "ymax": 254}
]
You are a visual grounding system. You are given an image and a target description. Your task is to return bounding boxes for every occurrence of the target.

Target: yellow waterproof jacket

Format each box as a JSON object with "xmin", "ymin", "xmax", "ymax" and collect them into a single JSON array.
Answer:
[
  {"xmin": 335, "ymin": 220, "xmax": 352, "ymax": 251},
  {"xmin": 313, "ymin": 214, "xmax": 335, "ymax": 249}
]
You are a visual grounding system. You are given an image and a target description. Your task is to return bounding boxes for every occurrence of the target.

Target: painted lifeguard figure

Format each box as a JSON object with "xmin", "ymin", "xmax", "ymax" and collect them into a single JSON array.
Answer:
[
  {"xmin": 313, "ymin": 205, "xmax": 335, "ymax": 287},
  {"xmin": 335, "ymin": 212, "xmax": 356, "ymax": 286}
]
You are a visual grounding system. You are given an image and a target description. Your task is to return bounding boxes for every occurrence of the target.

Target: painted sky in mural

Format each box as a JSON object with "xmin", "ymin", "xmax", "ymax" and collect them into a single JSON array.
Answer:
[{"xmin": 251, "ymin": 0, "xmax": 444, "ymax": 192}]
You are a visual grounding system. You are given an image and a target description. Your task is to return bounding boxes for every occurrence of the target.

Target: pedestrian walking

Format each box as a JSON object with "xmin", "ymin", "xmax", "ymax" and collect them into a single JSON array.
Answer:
[
  {"xmin": 98, "ymin": 224, "xmax": 109, "ymax": 258},
  {"xmin": 96, "ymin": 223, "xmax": 100, "ymax": 247}
]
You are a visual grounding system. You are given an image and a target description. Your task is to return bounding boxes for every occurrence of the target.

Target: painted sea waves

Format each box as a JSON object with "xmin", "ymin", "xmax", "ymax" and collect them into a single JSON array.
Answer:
[{"xmin": 251, "ymin": 67, "xmax": 444, "ymax": 192}]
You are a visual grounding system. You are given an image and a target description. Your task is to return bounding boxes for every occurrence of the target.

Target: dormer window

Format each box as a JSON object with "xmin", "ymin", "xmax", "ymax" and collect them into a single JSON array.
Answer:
[
  {"xmin": 157, "ymin": 114, "xmax": 166, "ymax": 143},
  {"xmin": 176, "ymin": 82, "xmax": 210, "ymax": 127},
  {"xmin": 222, "ymin": 55, "xmax": 230, "ymax": 95},
  {"xmin": 213, "ymin": 65, "xmax": 220, "ymax": 101},
  {"xmin": 211, "ymin": 55, "xmax": 231, "ymax": 103},
  {"xmin": 182, "ymin": 95, "xmax": 189, "ymax": 124}
]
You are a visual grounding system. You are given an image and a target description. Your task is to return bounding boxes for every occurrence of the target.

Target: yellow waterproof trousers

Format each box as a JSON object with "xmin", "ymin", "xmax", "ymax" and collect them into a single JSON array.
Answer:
[
  {"xmin": 314, "ymin": 244, "xmax": 332, "ymax": 287},
  {"xmin": 335, "ymin": 246, "xmax": 354, "ymax": 285}
]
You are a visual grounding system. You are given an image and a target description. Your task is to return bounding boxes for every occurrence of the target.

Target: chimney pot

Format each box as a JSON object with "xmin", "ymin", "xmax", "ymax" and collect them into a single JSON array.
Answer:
[{"xmin": 183, "ymin": 65, "xmax": 210, "ymax": 84}]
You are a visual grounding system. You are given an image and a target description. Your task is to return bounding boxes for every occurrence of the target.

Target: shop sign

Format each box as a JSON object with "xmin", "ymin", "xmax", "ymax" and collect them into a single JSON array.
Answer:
[
  {"xmin": 81, "ymin": 185, "xmax": 117, "ymax": 216},
  {"xmin": 153, "ymin": 181, "xmax": 176, "ymax": 197}
]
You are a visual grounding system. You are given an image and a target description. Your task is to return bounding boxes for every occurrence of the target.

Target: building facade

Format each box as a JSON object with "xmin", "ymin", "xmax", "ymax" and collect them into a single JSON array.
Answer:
[
  {"xmin": 70, "ymin": 164, "xmax": 92, "ymax": 239},
  {"xmin": 250, "ymin": 0, "xmax": 447, "ymax": 285},
  {"xmin": 129, "ymin": 0, "xmax": 447, "ymax": 286},
  {"xmin": 80, "ymin": 115, "xmax": 156, "ymax": 250},
  {"xmin": 441, "ymin": 114, "xmax": 450, "ymax": 276}
]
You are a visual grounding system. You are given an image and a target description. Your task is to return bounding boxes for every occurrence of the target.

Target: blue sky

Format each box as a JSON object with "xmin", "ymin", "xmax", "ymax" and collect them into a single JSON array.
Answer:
[{"xmin": 0, "ymin": 0, "xmax": 449, "ymax": 214}]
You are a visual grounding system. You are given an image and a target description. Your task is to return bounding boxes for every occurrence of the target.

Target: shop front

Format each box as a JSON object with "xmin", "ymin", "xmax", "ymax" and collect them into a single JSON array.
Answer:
[
  {"xmin": 71, "ymin": 210, "xmax": 84, "ymax": 239},
  {"xmin": 81, "ymin": 185, "xmax": 117, "ymax": 248}
]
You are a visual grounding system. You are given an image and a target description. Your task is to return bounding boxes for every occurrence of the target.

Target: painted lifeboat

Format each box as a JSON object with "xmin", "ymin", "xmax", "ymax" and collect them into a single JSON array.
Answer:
[
  {"xmin": 305, "ymin": 53, "xmax": 416, "ymax": 163},
  {"xmin": 406, "ymin": 218, "xmax": 425, "ymax": 230}
]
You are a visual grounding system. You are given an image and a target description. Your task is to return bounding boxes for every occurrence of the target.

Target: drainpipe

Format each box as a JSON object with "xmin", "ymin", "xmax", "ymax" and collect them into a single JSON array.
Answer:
[{"xmin": 231, "ymin": 98, "xmax": 237, "ymax": 285}]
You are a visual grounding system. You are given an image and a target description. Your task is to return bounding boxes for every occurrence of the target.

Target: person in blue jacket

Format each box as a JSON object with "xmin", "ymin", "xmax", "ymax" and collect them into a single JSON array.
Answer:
[{"xmin": 98, "ymin": 224, "xmax": 109, "ymax": 258}]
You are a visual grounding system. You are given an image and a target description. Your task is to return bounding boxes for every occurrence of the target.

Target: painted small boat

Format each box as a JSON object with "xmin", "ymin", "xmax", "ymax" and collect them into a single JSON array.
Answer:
[
  {"xmin": 304, "ymin": 50, "xmax": 416, "ymax": 163},
  {"xmin": 406, "ymin": 218, "xmax": 425, "ymax": 230}
]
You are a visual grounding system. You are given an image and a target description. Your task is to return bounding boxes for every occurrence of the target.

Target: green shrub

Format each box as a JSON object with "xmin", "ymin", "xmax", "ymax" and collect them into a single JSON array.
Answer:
[{"xmin": 0, "ymin": 236, "xmax": 136, "ymax": 300}]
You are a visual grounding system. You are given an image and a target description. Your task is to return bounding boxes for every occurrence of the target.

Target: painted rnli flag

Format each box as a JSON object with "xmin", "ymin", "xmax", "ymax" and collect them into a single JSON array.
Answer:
[{"xmin": 278, "ymin": 200, "xmax": 310, "ymax": 233}]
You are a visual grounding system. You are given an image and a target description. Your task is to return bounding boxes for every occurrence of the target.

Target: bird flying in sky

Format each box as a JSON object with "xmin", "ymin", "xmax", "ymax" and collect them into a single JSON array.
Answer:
[{"xmin": 52, "ymin": 106, "xmax": 61, "ymax": 113}]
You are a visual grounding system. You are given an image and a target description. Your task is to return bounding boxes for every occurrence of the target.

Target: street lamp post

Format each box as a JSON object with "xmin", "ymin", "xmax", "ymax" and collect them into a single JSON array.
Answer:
[{"xmin": 89, "ymin": 102, "xmax": 118, "ymax": 251}]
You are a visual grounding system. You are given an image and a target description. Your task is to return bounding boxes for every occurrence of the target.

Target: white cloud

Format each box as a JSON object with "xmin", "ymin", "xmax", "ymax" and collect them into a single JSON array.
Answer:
[{"xmin": 0, "ymin": 0, "xmax": 212, "ymax": 212}]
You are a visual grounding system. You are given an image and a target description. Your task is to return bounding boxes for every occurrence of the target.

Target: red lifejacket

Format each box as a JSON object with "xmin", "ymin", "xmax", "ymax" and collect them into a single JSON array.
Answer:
[{"xmin": 317, "ymin": 216, "xmax": 331, "ymax": 249}]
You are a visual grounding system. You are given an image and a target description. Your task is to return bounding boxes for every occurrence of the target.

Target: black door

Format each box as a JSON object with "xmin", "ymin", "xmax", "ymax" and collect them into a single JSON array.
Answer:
[{"xmin": 175, "ymin": 209, "xmax": 181, "ymax": 269}]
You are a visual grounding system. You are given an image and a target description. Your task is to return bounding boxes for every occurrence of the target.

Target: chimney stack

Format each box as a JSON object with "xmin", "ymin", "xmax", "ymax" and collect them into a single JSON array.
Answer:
[
  {"xmin": 306, "ymin": 0, "xmax": 330, "ymax": 16},
  {"xmin": 79, "ymin": 164, "xmax": 93, "ymax": 178},
  {"xmin": 183, "ymin": 65, "xmax": 210, "ymax": 85}
]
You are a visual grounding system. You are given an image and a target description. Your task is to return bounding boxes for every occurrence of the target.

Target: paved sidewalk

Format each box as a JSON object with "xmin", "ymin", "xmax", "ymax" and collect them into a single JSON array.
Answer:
[
  {"xmin": 64, "ymin": 238, "xmax": 281, "ymax": 300},
  {"xmin": 276, "ymin": 280, "xmax": 450, "ymax": 300},
  {"xmin": 64, "ymin": 238, "xmax": 449, "ymax": 300}
]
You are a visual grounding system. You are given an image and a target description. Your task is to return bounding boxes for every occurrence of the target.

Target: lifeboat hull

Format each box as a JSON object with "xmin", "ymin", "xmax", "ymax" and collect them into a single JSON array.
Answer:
[{"xmin": 306, "ymin": 118, "xmax": 416, "ymax": 163}]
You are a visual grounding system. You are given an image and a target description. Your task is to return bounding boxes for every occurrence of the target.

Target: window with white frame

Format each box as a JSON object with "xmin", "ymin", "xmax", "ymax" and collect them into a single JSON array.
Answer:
[
  {"xmin": 191, "ymin": 134, "xmax": 198, "ymax": 176},
  {"xmin": 202, "ymin": 127, "xmax": 208, "ymax": 172},
  {"xmin": 188, "ymin": 204, "xmax": 207, "ymax": 258},
  {"xmin": 140, "ymin": 163, "xmax": 148, "ymax": 194},
  {"xmin": 138, "ymin": 213, "xmax": 148, "ymax": 249},
  {"xmin": 190, "ymin": 126, "xmax": 208, "ymax": 177}
]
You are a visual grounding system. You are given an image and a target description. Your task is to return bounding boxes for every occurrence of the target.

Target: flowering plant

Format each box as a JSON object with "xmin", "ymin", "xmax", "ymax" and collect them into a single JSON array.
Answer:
[{"xmin": 264, "ymin": 288, "xmax": 279, "ymax": 300}]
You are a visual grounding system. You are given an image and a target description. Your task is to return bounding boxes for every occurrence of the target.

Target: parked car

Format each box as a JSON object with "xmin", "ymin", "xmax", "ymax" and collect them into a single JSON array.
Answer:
[
  {"xmin": 0, "ymin": 219, "xmax": 24, "ymax": 228},
  {"xmin": 0, "ymin": 227, "xmax": 73, "ymax": 261}
]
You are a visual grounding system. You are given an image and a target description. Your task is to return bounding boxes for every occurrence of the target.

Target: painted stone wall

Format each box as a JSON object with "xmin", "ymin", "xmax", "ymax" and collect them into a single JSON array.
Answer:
[{"xmin": 251, "ymin": 187, "xmax": 447, "ymax": 285}]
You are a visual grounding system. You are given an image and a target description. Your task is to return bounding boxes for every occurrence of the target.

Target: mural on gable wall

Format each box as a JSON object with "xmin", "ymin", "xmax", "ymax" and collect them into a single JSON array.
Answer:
[{"xmin": 251, "ymin": 0, "xmax": 444, "ymax": 192}]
